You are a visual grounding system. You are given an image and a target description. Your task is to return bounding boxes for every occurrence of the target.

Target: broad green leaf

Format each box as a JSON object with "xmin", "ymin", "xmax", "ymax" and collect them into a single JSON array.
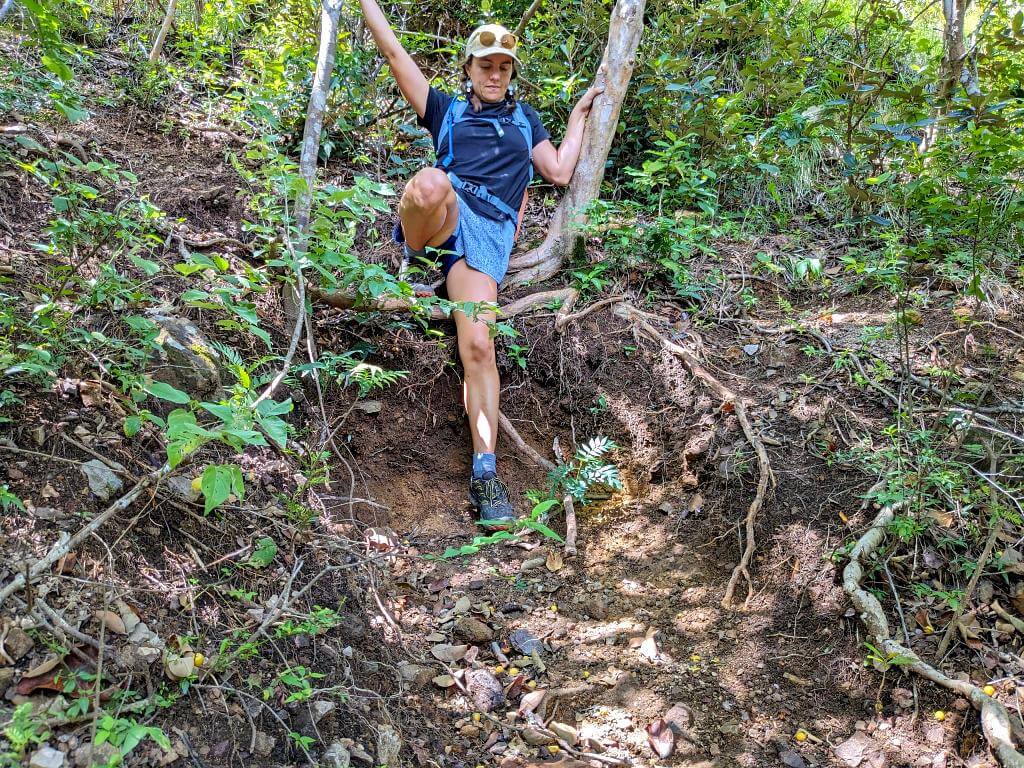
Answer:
[
  {"xmin": 201, "ymin": 463, "xmax": 242, "ymax": 514},
  {"xmin": 257, "ymin": 414, "xmax": 288, "ymax": 448},
  {"xmin": 247, "ymin": 536, "xmax": 277, "ymax": 568},
  {"xmin": 124, "ymin": 415, "xmax": 141, "ymax": 437},
  {"xmin": 256, "ymin": 398, "xmax": 293, "ymax": 417},
  {"xmin": 144, "ymin": 380, "xmax": 190, "ymax": 404},
  {"xmin": 42, "ymin": 54, "xmax": 73, "ymax": 81}
]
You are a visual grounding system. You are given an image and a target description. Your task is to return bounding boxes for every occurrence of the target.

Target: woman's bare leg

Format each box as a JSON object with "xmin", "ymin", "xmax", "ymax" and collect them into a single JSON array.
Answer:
[
  {"xmin": 445, "ymin": 259, "xmax": 499, "ymax": 455},
  {"xmin": 399, "ymin": 167, "xmax": 459, "ymax": 249}
]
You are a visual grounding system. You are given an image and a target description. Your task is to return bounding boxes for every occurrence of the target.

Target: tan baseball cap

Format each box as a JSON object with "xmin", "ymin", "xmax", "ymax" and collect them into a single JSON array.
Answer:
[{"xmin": 463, "ymin": 23, "xmax": 521, "ymax": 67}]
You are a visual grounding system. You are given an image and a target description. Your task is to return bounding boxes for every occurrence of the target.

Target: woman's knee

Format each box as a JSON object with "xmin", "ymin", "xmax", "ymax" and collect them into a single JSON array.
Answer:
[
  {"xmin": 403, "ymin": 167, "xmax": 452, "ymax": 212},
  {"xmin": 459, "ymin": 327, "xmax": 496, "ymax": 369}
]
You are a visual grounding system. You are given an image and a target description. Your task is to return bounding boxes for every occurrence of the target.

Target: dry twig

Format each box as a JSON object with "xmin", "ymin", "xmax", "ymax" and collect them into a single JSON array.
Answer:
[{"xmin": 844, "ymin": 502, "xmax": 1024, "ymax": 768}]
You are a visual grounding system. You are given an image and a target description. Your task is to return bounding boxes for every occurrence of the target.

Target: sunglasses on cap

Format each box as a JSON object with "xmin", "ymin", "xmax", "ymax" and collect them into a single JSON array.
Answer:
[{"xmin": 478, "ymin": 29, "xmax": 517, "ymax": 49}]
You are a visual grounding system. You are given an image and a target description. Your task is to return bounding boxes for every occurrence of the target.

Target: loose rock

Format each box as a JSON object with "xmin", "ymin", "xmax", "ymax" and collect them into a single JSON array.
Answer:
[
  {"xmin": 376, "ymin": 724, "xmax": 401, "ymax": 767},
  {"xmin": 323, "ymin": 742, "xmax": 351, "ymax": 768},
  {"xmin": 81, "ymin": 459, "xmax": 123, "ymax": 501},
  {"xmin": 5, "ymin": 626, "xmax": 34, "ymax": 661},
  {"xmin": 455, "ymin": 616, "xmax": 494, "ymax": 643},
  {"xmin": 28, "ymin": 746, "xmax": 65, "ymax": 768},
  {"xmin": 466, "ymin": 668, "xmax": 504, "ymax": 713}
]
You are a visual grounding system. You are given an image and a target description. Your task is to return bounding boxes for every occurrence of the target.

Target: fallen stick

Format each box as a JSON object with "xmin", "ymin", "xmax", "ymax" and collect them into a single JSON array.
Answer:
[
  {"xmin": 619, "ymin": 304, "xmax": 774, "ymax": 608},
  {"xmin": 0, "ymin": 465, "xmax": 171, "ymax": 607},
  {"xmin": 498, "ymin": 411, "xmax": 556, "ymax": 472},
  {"xmin": 563, "ymin": 493, "xmax": 577, "ymax": 557},
  {"xmin": 844, "ymin": 502, "xmax": 1024, "ymax": 768}
]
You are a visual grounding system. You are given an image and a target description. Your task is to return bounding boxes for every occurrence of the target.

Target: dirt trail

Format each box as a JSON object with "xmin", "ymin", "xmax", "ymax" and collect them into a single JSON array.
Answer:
[
  {"xmin": 341, "ymin": 308, "xmax": 961, "ymax": 768},
  {"xmin": 2, "ymin": 73, "xmax": 1003, "ymax": 768}
]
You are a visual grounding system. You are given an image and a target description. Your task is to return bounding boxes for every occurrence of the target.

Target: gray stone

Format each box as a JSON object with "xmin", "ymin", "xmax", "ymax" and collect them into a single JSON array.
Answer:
[
  {"xmin": 28, "ymin": 746, "xmax": 65, "ymax": 768},
  {"xmin": 145, "ymin": 308, "xmax": 222, "ymax": 399},
  {"xmin": 454, "ymin": 616, "xmax": 493, "ymax": 643},
  {"xmin": 5, "ymin": 626, "xmax": 34, "ymax": 661},
  {"xmin": 165, "ymin": 475, "xmax": 200, "ymax": 503},
  {"xmin": 375, "ymin": 724, "xmax": 401, "ymax": 767},
  {"xmin": 0, "ymin": 668, "xmax": 15, "ymax": 697},
  {"xmin": 72, "ymin": 741, "xmax": 117, "ymax": 767},
  {"xmin": 81, "ymin": 460, "xmax": 123, "ymax": 501},
  {"xmin": 323, "ymin": 743, "xmax": 351, "ymax": 768},
  {"xmin": 466, "ymin": 668, "xmax": 504, "ymax": 713},
  {"xmin": 253, "ymin": 731, "xmax": 275, "ymax": 757},
  {"xmin": 780, "ymin": 750, "xmax": 807, "ymax": 768}
]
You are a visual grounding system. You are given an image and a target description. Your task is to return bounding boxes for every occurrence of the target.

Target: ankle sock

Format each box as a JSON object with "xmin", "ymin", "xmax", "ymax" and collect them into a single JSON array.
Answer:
[{"xmin": 472, "ymin": 452, "xmax": 497, "ymax": 479}]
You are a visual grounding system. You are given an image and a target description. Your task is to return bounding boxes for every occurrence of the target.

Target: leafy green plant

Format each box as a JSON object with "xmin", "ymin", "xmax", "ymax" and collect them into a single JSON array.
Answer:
[
  {"xmin": 270, "ymin": 666, "xmax": 326, "ymax": 704},
  {"xmin": 0, "ymin": 486, "xmax": 25, "ymax": 513},
  {"xmin": 549, "ymin": 437, "xmax": 623, "ymax": 503},
  {"xmin": 95, "ymin": 715, "xmax": 171, "ymax": 761},
  {"xmin": 1, "ymin": 703, "xmax": 50, "ymax": 763},
  {"xmin": 275, "ymin": 606, "xmax": 344, "ymax": 639}
]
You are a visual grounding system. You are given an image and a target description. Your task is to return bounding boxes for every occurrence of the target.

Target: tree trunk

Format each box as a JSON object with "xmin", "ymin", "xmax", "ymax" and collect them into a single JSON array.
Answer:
[
  {"xmin": 921, "ymin": 0, "xmax": 970, "ymax": 151},
  {"xmin": 0, "ymin": 0, "xmax": 16, "ymax": 23},
  {"xmin": 148, "ymin": 0, "xmax": 178, "ymax": 64},
  {"xmin": 282, "ymin": 0, "xmax": 345, "ymax": 327},
  {"xmin": 503, "ymin": 0, "xmax": 644, "ymax": 289}
]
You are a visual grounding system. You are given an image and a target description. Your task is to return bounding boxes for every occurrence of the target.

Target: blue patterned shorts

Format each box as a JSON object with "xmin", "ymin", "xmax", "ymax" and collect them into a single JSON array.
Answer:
[{"xmin": 394, "ymin": 192, "xmax": 516, "ymax": 284}]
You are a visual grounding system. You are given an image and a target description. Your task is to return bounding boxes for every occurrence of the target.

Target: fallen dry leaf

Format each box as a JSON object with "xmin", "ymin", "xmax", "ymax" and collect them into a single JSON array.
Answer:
[
  {"xmin": 24, "ymin": 654, "xmax": 65, "ymax": 678},
  {"xmin": 639, "ymin": 627, "xmax": 659, "ymax": 661},
  {"xmin": 164, "ymin": 653, "xmax": 196, "ymax": 681},
  {"xmin": 545, "ymin": 551, "xmax": 563, "ymax": 572},
  {"xmin": 430, "ymin": 643, "xmax": 469, "ymax": 663},
  {"xmin": 517, "ymin": 688, "xmax": 547, "ymax": 716},
  {"xmin": 94, "ymin": 610, "xmax": 127, "ymax": 635},
  {"xmin": 432, "ymin": 674, "xmax": 456, "ymax": 688},
  {"xmin": 646, "ymin": 718, "xmax": 675, "ymax": 758}
]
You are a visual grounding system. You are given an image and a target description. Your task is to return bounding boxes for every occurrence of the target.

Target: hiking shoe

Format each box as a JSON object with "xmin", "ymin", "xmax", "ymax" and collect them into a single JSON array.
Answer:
[{"xmin": 470, "ymin": 472, "xmax": 516, "ymax": 527}]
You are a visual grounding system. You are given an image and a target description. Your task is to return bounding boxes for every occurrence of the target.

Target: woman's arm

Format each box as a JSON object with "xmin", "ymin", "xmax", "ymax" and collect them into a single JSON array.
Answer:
[
  {"xmin": 532, "ymin": 83, "xmax": 605, "ymax": 186},
  {"xmin": 358, "ymin": 0, "xmax": 430, "ymax": 118}
]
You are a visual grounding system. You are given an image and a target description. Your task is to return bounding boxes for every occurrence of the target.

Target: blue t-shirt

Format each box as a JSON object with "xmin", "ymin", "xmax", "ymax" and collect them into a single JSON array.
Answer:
[{"xmin": 417, "ymin": 86, "xmax": 550, "ymax": 222}]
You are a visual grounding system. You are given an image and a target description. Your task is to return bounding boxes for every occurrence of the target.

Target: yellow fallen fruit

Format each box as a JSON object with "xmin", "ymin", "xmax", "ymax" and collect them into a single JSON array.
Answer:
[
  {"xmin": 582, "ymin": 670, "xmax": 590, "ymax": 678},
  {"xmin": 984, "ymin": 685, "xmax": 996, "ymax": 696},
  {"xmin": 472, "ymin": 712, "xmax": 481, "ymax": 723},
  {"xmin": 526, "ymin": 679, "xmax": 537, "ymax": 689},
  {"xmin": 795, "ymin": 730, "xmax": 808, "ymax": 743},
  {"xmin": 191, "ymin": 477, "xmax": 203, "ymax": 493},
  {"xmin": 508, "ymin": 667, "xmax": 520, "ymax": 676},
  {"xmin": 547, "ymin": 746, "xmax": 560, "ymax": 755},
  {"xmin": 193, "ymin": 652, "xmax": 205, "ymax": 667},
  {"xmin": 934, "ymin": 710, "xmax": 946, "ymax": 722},
  {"xmin": 494, "ymin": 665, "xmax": 505, "ymax": 675},
  {"xmin": 690, "ymin": 654, "xmax": 702, "ymax": 663}
]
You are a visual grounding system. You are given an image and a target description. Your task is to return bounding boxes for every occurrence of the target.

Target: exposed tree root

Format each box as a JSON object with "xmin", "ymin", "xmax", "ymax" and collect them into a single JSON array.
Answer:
[
  {"xmin": 554, "ymin": 293, "xmax": 623, "ymax": 332},
  {"xmin": 498, "ymin": 411, "xmax": 557, "ymax": 472},
  {"xmin": 308, "ymin": 285, "xmax": 576, "ymax": 321},
  {"xmin": 618, "ymin": 304, "xmax": 775, "ymax": 608},
  {"xmin": 844, "ymin": 502, "xmax": 1024, "ymax": 768}
]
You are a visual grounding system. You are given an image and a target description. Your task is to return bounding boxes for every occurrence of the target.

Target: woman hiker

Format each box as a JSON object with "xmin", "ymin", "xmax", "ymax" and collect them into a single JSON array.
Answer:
[{"xmin": 358, "ymin": 0, "xmax": 603, "ymax": 525}]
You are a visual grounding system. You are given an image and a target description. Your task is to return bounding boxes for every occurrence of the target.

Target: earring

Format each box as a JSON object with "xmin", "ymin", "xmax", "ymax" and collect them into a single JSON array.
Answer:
[{"xmin": 465, "ymin": 78, "xmax": 473, "ymax": 96}]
